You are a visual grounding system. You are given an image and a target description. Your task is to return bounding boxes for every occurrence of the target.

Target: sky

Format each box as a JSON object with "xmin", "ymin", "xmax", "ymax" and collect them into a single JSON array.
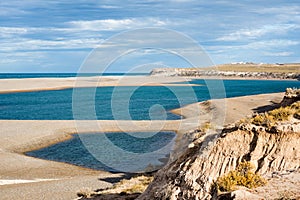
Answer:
[{"xmin": 0, "ymin": 0, "xmax": 299, "ymax": 72}]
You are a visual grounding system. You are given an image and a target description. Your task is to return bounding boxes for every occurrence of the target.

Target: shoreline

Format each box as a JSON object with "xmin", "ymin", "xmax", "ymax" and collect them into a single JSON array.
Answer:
[
  {"xmin": 1, "ymin": 91, "xmax": 284, "ymax": 160},
  {"xmin": 0, "ymin": 91, "xmax": 283, "ymax": 188},
  {"xmin": 0, "ymin": 75, "xmax": 298, "ymax": 94},
  {"xmin": 0, "ymin": 76, "xmax": 195, "ymax": 94},
  {"xmin": 185, "ymin": 75, "xmax": 299, "ymax": 81},
  {"xmin": 1, "ymin": 89, "xmax": 286, "ymax": 155},
  {"xmin": 0, "ymin": 75, "xmax": 290, "ymax": 199}
]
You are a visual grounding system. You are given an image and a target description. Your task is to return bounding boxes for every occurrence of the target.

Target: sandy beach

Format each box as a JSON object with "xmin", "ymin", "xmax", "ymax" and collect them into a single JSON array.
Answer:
[
  {"xmin": 0, "ymin": 76, "xmax": 286, "ymax": 199},
  {"xmin": 0, "ymin": 76, "xmax": 198, "ymax": 94}
]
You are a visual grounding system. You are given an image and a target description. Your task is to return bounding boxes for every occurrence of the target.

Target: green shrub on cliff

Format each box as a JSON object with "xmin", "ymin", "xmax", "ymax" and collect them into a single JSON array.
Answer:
[{"xmin": 216, "ymin": 162, "xmax": 266, "ymax": 192}]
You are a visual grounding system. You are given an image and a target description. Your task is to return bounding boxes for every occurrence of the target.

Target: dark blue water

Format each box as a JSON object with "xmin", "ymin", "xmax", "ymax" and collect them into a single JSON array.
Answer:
[
  {"xmin": 0, "ymin": 73, "xmax": 148, "ymax": 79},
  {"xmin": 0, "ymin": 86, "xmax": 182, "ymax": 120},
  {"xmin": 189, "ymin": 79, "xmax": 300, "ymax": 98},
  {"xmin": 0, "ymin": 79, "xmax": 299, "ymax": 120},
  {"xmin": 26, "ymin": 132, "xmax": 176, "ymax": 172}
]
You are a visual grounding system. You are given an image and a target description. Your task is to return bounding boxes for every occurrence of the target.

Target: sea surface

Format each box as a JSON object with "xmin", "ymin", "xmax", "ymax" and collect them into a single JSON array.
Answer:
[
  {"xmin": 1, "ymin": 74, "xmax": 299, "ymax": 172},
  {"xmin": 0, "ymin": 79, "xmax": 299, "ymax": 120}
]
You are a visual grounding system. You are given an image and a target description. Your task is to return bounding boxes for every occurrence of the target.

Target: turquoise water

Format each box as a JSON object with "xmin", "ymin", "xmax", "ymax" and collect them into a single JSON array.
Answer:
[{"xmin": 0, "ymin": 79, "xmax": 299, "ymax": 120}]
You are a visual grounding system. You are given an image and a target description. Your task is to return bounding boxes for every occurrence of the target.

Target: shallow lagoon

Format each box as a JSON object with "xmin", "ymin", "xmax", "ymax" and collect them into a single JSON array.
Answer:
[{"xmin": 26, "ymin": 131, "xmax": 176, "ymax": 172}]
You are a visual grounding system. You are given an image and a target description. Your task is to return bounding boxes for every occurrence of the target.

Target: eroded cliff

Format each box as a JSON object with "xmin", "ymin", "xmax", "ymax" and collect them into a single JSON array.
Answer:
[{"xmin": 138, "ymin": 89, "xmax": 300, "ymax": 200}]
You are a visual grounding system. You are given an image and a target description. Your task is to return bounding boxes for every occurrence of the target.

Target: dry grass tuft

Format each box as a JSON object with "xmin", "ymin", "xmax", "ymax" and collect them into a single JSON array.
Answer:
[
  {"xmin": 216, "ymin": 162, "xmax": 267, "ymax": 192},
  {"xmin": 98, "ymin": 175, "xmax": 153, "ymax": 196},
  {"xmin": 201, "ymin": 122, "xmax": 213, "ymax": 132},
  {"xmin": 250, "ymin": 101, "xmax": 300, "ymax": 128}
]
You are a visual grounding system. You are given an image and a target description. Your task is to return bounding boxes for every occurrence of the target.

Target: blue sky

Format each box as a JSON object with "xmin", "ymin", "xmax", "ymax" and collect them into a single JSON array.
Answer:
[{"xmin": 0, "ymin": 0, "xmax": 299, "ymax": 72}]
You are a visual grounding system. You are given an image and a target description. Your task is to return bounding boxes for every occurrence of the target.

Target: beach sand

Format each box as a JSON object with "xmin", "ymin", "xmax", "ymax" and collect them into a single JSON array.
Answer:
[
  {"xmin": 0, "ymin": 76, "xmax": 285, "ymax": 199},
  {"xmin": 0, "ymin": 76, "xmax": 198, "ymax": 94}
]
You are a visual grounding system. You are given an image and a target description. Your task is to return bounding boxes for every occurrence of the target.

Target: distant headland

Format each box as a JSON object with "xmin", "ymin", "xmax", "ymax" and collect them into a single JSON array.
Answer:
[{"xmin": 150, "ymin": 63, "xmax": 300, "ymax": 80}]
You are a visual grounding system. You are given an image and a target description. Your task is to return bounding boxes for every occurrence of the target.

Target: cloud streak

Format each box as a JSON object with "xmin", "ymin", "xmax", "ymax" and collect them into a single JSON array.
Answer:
[
  {"xmin": 67, "ymin": 18, "xmax": 168, "ymax": 31},
  {"xmin": 216, "ymin": 24, "xmax": 298, "ymax": 41}
]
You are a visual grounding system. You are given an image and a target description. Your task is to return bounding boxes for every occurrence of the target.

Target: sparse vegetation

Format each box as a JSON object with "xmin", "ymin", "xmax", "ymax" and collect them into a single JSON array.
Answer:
[
  {"xmin": 201, "ymin": 122, "xmax": 213, "ymax": 132},
  {"xmin": 76, "ymin": 175, "xmax": 153, "ymax": 199},
  {"xmin": 96, "ymin": 175, "xmax": 153, "ymax": 196},
  {"xmin": 269, "ymin": 107, "xmax": 294, "ymax": 121},
  {"xmin": 216, "ymin": 162, "xmax": 267, "ymax": 192},
  {"xmin": 250, "ymin": 101, "xmax": 300, "ymax": 128},
  {"xmin": 118, "ymin": 176, "xmax": 153, "ymax": 194}
]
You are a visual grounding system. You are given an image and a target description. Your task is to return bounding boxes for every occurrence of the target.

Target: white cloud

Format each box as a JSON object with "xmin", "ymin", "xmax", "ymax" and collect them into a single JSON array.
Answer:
[
  {"xmin": 0, "ymin": 7, "xmax": 28, "ymax": 16},
  {"xmin": 263, "ymin": 51, "xmax": 293, "ymax": 57},
  {"xmin": 0, "ymin": 18, "xmax": 172, "ymax": 52},
  {"xmin": 254, "ymin": 5, "xmax": 300, "ymax": 24},
  {"xmin": 256, "ymin": 6, "xmax": 300, "ymax": 15},
  {"xmin": 98, "ymin": 5, "xmax": 120, "ymax": 9},
  {"xmin": 208, "ymin": 39, "xmax": 299, "ymax": 52},
  {"xmin": 168, "ymin": 0, "xmax": 196, "ymax": 2},
  {"xmin": 0, "ymin": 51, "xmax": 46, "ymax": 65},
  {"xmin": 0, "ymin": 27, "xmax": 29, "ymax": 38},
  {"xmin": 245, "ymin": 40, "xmax": 299, "ymax": 49},
  {"xmin": 0, "ymin": 38, "xmax": 104, "ymax": 52},
  {"xmin": 216, "ymin": 24, "xmax": 298, "ymax": 41},
  {"xmin": 67, "ymin": 18, "xmax": 168, "ymax": 31},
  {"xmin": 0, "ymin": 17, "xmax": 172, "ymax": 52}
]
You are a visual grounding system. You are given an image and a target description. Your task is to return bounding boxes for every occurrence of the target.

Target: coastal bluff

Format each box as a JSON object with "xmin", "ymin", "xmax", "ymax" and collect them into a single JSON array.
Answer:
[
  {"xmin": 138, "ymin": 89, "xmax": 300, "ymax": 200},
  {"xmin": 150, "ymin": 63, "xmax": 300, "ymax": 80}
]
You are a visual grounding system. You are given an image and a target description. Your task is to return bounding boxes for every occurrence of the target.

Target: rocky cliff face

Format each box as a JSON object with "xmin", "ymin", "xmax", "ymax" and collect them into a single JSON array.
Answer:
[{"xmin": 138, "ymin": 90, "xmax": 300, "ymax": 200}]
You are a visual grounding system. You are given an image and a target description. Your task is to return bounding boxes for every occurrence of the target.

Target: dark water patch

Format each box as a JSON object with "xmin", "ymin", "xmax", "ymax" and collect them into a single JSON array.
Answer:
[
  {"xmin": 189, "ymin": 79, "xmax": 300, "ymax": 98},
  {"xmin": 25, "ymin": 131, "xmax": 176, "ymax": 172},
  {"xmin": 105, "ymin": 132, "xmax": 175, "ymax": 153}
]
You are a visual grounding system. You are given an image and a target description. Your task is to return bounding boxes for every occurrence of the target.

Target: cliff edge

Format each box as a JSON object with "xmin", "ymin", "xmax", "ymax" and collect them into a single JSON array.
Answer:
[{"xmin": 138, "ymin": 89, "xmax": 300, "ymax": 200}]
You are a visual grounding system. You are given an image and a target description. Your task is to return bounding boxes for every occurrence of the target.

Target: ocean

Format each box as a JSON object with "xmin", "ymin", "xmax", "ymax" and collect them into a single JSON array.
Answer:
[{"xmin": 0, "ymin": 79, "xmax": 299, "ymax": 120}]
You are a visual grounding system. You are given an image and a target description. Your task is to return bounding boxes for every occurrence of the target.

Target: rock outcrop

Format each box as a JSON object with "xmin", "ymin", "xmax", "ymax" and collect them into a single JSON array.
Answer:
[{"xmin": 138, "ymin": 90, "xmax": 300, "ymax": 200}]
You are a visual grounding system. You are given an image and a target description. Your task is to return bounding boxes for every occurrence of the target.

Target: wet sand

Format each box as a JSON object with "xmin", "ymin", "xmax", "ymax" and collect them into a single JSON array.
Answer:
[{"xmin": 0, "ymin": 76, "xmax": 285, "ymax": 199}]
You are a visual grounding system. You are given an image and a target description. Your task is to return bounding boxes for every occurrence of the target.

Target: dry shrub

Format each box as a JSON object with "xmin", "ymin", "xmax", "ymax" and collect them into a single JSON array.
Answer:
[
  {"xmin": 216, "ymin": 162, "xmax": 267, "ymax": 192},
  {"xmin": 251, "ymin": 100, "xmax": 300, "ymax": 127},
  {"xmin": 268, "ymin": 107, "xmax": 293, "ymax": 122}
]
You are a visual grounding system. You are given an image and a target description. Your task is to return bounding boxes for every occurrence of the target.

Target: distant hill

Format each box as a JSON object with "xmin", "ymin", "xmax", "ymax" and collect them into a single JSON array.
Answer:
[
  {"xmin": 206, "ymin": 63, "xmax": 300, "ymax": 73},
  {"xmin": 150, "ymin": 63, "xmax": 300, "ymax": 80}
]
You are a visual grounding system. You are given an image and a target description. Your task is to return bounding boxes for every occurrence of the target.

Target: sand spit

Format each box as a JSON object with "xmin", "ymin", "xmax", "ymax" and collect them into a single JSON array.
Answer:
[{"xmin": 0, "ymin": 76, "xmax": 198, "ymax": 94}]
